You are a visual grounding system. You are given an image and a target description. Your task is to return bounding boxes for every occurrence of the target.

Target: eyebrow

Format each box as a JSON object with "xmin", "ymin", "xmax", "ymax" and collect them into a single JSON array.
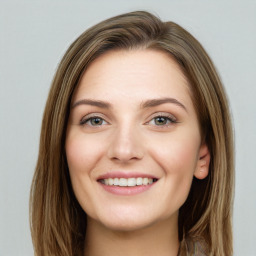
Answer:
[
  {"xmin": 71, "ymin": 97, "xmax": 187, "ymax": 112},
  {"xmin": 71, "ymin": 99, "xmax": 111, "ymax": 109},
  {"xmin": 141, "ymin": 97, "xmax": 187, "ymax": 112}
]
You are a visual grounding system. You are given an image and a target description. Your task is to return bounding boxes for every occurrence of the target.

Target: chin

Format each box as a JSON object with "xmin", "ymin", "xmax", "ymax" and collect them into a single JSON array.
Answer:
[
  {"xmin": 92, "ymin": 205, "xmax": 175, "ymax": 233},
  {"xmin": 100, "ymin": 217, "xmax": 156, "ymax": 232},
  {"xmin": 89, "ymin": 205, "xmax": 153, "ymax": 232}
]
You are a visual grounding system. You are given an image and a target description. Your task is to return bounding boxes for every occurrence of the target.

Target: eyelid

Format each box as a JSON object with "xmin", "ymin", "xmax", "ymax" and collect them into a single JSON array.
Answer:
[
  {"xmin": 147, "ymin": 112, "xmax": 177, "ymax": 122},
  {"xmin": 80, "ymin": 113, "xmax": 109, "ymax": 125},
  {"xmin": 145, "ymin": 112, "xmax": 178, "ymax": 127}
]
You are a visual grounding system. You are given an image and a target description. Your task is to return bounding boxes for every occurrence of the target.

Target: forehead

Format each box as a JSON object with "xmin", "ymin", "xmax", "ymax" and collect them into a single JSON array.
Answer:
[{"xmin": 72, "ymin": 49, "xmax": 192, "ymax": 107}]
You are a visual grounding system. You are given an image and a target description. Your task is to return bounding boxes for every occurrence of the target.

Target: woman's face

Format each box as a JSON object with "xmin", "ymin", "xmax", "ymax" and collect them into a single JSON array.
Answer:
[{"xmin": 66, "ymin": 49, "xmax": 209, "ymax": 231}]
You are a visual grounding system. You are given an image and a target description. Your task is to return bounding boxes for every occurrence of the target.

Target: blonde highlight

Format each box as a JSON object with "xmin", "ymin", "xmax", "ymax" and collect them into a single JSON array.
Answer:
[{"xmin": 30, "ymin": 11, "xmax": 234, "ymax": 256}]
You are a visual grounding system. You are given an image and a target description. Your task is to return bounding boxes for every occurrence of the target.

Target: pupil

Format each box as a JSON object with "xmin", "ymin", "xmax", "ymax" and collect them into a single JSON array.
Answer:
[
  {"xmin": 155, "ymin": 117, "xmax": 166, "ymax": 125},
  {"xmin": 92, "ymin": 118, "xmax": 102, "ymax": 125}
]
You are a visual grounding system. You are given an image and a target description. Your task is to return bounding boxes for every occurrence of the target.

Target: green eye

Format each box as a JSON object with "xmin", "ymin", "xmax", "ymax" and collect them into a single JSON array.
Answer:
[
  {"xmin": 89, "ymin": 117, "xmax": 104, "ymax": 126},
  {"xmin": 80, "ymin": 116, "xmax": 106, "ymax": 126},
  {"xmin": 147, "ymin": 114, "xmax": 177, "ymax": 127},
  {"xmin": 154, "ymin": 116, "xmax": 170, "ymax": 125}
]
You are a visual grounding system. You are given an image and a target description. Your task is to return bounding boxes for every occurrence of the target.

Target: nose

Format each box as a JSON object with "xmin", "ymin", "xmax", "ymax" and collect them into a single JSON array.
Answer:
[{"xmin": 107, "ymin": 125, "xmax": 144, "ymax": 163}]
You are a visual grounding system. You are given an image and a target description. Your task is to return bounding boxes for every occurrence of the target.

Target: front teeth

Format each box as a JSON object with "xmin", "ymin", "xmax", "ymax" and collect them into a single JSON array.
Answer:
[{"xmin": 102, "ymin": 177, "xmax": 154, "ymax": 186}]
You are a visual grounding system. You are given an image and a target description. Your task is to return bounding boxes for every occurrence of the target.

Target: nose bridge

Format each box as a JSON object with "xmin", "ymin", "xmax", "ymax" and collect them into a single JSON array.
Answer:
[{"xmin": 108, "ymin": 120, "xmax": 143, "ymax": 162}]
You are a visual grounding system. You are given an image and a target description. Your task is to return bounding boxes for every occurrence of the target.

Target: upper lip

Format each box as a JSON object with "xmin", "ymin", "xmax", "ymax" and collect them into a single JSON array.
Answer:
[{"xmin": 97, "ymin": 171, "xmax": 158, "ymax": 180}]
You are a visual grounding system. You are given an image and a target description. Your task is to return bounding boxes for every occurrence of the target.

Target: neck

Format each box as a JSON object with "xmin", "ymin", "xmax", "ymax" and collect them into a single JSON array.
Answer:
[{"xmin": 84, "ymin": 216, "xmax": 179, "ymax": 256}]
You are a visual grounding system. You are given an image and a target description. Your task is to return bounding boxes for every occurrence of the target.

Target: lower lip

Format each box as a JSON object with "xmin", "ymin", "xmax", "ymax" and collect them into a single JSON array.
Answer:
[{"xmin": 99, "ymin": 183, "xmax": 155, "ymax": 195}]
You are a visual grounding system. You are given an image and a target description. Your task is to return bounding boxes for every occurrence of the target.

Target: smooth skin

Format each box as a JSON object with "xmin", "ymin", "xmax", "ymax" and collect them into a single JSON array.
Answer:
[{"xmin": 65, "ymin": 49, "xmax": 210, "ymax": 256}]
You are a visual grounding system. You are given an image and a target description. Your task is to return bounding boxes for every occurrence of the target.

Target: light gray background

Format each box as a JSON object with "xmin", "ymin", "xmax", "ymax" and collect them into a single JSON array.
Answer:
[{"xmin": 1, "ymin": 1, "xmax": 255, "ymax": 255}]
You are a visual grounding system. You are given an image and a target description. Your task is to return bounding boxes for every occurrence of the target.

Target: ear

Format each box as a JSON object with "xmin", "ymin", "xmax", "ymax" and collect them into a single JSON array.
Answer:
[{"xmin": 194, "ymin": 143, "xmax": 210, "ymax": 180}]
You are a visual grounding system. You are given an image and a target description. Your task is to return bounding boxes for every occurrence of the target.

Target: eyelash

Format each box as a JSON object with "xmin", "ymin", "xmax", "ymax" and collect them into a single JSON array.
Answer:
[
  {"xmin": 146, "ymin": 113, "xmax": 177, "ymax": 127},
  {"xmin": 80, "ymin": 114, "xmax": 107, "ymax": 127},
  {"xmin": 80, "ymin": 113, "xmax": 178, "ymax": 127}
]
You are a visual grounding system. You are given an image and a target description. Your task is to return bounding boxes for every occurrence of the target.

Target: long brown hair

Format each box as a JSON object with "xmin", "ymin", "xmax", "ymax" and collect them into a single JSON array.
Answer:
[{"xmin": 30, "ymin": 11, "xmax": 234, "ymax": 255}]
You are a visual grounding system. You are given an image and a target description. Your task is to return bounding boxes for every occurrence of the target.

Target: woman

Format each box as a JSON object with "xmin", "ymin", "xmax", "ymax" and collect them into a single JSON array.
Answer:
[{"xmin": 30, "ymin": 11, "xmax": 234, "ymax": 256}]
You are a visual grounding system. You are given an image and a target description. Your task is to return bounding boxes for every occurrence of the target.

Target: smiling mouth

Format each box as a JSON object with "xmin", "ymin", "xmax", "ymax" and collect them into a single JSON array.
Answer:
[{"xmin": 98, "ymin": 177, "xmax": 158, "ymax": 187}]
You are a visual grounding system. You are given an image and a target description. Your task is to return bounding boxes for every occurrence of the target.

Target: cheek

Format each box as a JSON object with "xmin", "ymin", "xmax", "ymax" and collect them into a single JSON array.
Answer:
[
  {"xmin": 65, "ymin": 132, "xmax": 105, "ymax": 214},
  {"xmin": 65, "ymin": 132, "xmax": 103, "ymax": 174},
  {"xmin": 150, "ymin": 135, "xmax": 199, "ymax": 174},
  {"xmin": 148, "ymin": 134, "xmax": 200, "ymax": 209},
  {"xmin": 166, "ymin": 142, "xmax": 197, "ymax": 188}
]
